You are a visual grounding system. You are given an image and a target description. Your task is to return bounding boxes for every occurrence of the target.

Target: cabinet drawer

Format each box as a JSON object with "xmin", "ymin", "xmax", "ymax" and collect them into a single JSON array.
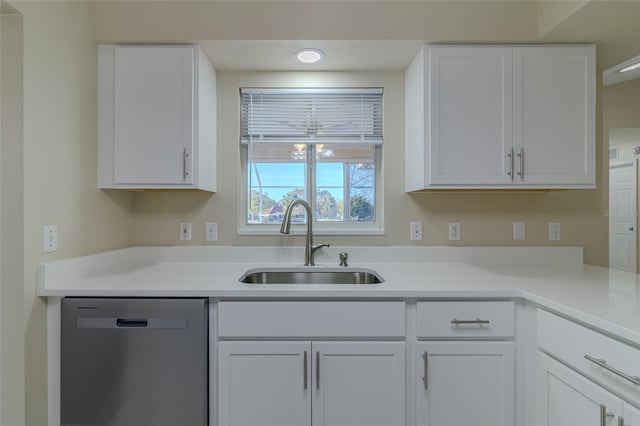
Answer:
[
  {"xmin": 218, "ymin": 301, "xmax": 406, "ymax": 338},
  {"xmin": 537, "ymin": 309, "xmax": 640, "ymax": 401},
  {"xmin": 416, "ymin": 301, "xmax": 515, "ymax": 339}
]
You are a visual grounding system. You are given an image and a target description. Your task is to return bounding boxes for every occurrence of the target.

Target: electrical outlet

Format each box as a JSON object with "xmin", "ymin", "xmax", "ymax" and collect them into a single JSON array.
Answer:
[
  {"xmin": 179, "ymin": 222, "xmax": 192, "ymax": 241},
  {"xmin": 549, "ymin": 223, "xmax": 561, "ymax": 241},
  {"xmin": 206, "ymin": 222, "xmax": 218, "ymax": 242},
  {"xmin": 448, "ymin": 223, "xmax": 461, "ymax": 241},
  {"xmin": 43, "ymin": 224, "xmax": 58, "ymax": 253},
  {"xmin": 410, "ymin": 221, "xmax": 423, "ymax": 241},
  {"xmin": 513, "ymin": 221, "xmax": 526, "ymax": 240}
]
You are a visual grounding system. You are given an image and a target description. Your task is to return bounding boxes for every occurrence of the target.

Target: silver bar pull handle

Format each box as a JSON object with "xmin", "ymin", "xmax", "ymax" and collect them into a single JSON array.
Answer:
[
  {"xmin": 507, "ymin": 149, "xmax": 514, "ymax": 180},
  {"xmin": 600, "ymin": 405, "xmax": 615, "ymax": 426},
  {"xmin": 182, "ymin": 148, "xmax": 190, "ymax": 180},
  {"xmin": 303, "ymin": 351, "xmax": 308, "ymax": 390},
  {"xmin": 422, "ymin": 352, "xmax": 428, "ymax": 390},
  {"xmin": 585, "ymin": 355, "xmax": 640, "ymax": 386},
  {"xmin": 451, "ymin": 318, "xmax": 491, "ymax": 325},
  {"xmin": 517, "ymin": 148, "xmax": 524, "ymax": 181},
  {"xmin": 316, "ymin": 351, "xmax": 320, "ymax": 390},
  {"xmin": 618, "ymin": 416, "xmax": 624, "ymax": 426}
]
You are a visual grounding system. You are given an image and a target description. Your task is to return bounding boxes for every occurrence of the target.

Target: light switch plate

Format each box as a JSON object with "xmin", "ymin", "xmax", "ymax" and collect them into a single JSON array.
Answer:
[
  {"xmin": 43, "ymin": 224, "xmax": 58, "ymax": 253},
  {"xmin": 206, "ymin": 222, "xmax": 218, "ymax": 241}
]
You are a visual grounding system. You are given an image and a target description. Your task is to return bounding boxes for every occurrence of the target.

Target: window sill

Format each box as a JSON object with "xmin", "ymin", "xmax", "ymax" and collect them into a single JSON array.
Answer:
[{"xmin": 237, "ymin": 225, "xmax": 385, "ymax": 236}]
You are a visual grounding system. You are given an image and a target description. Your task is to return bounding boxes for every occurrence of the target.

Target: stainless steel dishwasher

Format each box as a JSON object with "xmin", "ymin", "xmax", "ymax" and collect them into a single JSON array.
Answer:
[{"xmin": 61, "ymin": 298, "xmax": 208, "ymax": 426}]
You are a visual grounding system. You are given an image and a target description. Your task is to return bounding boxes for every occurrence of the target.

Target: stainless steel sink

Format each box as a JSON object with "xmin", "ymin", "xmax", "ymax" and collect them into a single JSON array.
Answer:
[{"xmin": 239, "ymin": 267, "xmax": 384, "ymax": 284}]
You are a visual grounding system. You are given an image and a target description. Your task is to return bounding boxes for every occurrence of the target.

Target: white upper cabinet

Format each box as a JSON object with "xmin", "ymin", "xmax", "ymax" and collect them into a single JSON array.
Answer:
[
  {"xmin": 429, "ymin": 47, "xmax": 513, "ymax": 185},
  {"xmin": 98, "ymin": 45, "xmax": 216, "ymax": 191},
  {"xmin": 405, "ymin": 44, "xmax": 595, "ymax": 191},
  {"xmin": 513, "ymin": 46, "xmax": 595, "ymax": 185}
]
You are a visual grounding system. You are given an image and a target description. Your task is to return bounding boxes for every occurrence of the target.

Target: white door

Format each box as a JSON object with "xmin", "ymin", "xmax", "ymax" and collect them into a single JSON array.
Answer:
[
  {"xmin": 429, "ymin": 47, "xmax": 513, "ymax": 185},
  {"xmin": 609, "ymin": 161, "xmax": 637, "ymax": 272},
  {"xmin": 538, "ymin": 353, "xmax": 622, "ymax": 426},
  {"xmin": 622, "ymin": 404, "xmax": 640, "ymax": 426},
  {"xmin": 113, "ymin": 46, "xmax": 194, "ymax": 185},
  {"xmin": 513, "ymin": 46, "xmax": 595, "ymax": 185},
  {"xmin": 312, "ymin": 342, "xmax": 405, "ymax": 426},
  {"xmin": 218, "ymin": 341, "xmax": 311, "ymax": 426},
  {"xmin": 416, "ymin": 341, "xmax": 515, "ymax": 426}
]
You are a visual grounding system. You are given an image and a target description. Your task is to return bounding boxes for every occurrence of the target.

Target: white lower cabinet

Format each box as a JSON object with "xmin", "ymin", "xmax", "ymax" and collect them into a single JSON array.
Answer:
[
  {"xmin": 218, "ymin": 341, "xmax": 405, "ymax": 426},
  {"xmin": 622, "ymin": 404, "xmax": 640, "ymax": 426},
  {"xmin": 415, "ymin": 342, "xmax": 515, "ymax": 426},
  {"xmin": 218, "ymin": 341, "xmax": 311, "ymax": 426},
  {"xmin": 538, "ymin": 352, "xmax": 638, "ymax": 426}
]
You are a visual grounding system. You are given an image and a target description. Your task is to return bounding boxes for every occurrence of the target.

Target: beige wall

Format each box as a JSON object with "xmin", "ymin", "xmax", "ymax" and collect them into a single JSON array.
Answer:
[
  {"xmin": 93, "ymin": 0, "xmax": 539, "ymax": 42},
  {"xmin": 1, "ymin": 8, "xmax": 24, "ymax": 426},
  {"xmin": 14, "ymin": 2, "xmax": 134, "ymax": 424},
  {"xmin": 130, "ymin": 69, "xmax": 610, "ymax": 265},
  {"xmin": 538, "ymin": 0, "xmax": 589, "ymax": 37},
  {"xmin": 604, "ymin": 78, "xmax": 640, "ymax": 132}
]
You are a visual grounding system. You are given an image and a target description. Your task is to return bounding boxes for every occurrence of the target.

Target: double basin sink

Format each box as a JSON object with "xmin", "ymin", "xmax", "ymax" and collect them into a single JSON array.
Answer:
[{"xmin": 239, "ymin": 267, "xmax": 384, "ymax": 285}]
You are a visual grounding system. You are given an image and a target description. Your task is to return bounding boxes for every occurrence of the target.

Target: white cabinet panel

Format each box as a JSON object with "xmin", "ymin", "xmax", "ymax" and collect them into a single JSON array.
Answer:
[
  {"xmin": 416, "ymin": 341, "xmax": 515, "ymax": 426},
  {"xmin": 513, "ymin": 47, "xmax": 595, "ymax": 185},
  {"xmin": 429, "ymin": 47, "xmax": 513, "ymax": 185},
  {"xmin": 98, "ymin": 45, "xmax": 217, "ymax": 191},
  {"xmin": 113, "ymin": 47, "xmax": 194, "ymax": 185},
  {"xmin": 312, "ymin": 342, "xmax": 405, "ymax": 426},
  {"xmin": 538, "ymin": 353, "xmax": 622, "ymax": 426},
  {"xmin": 218, "ymin": 301, "xmax": 405, "ymax": 339},
  {"xmin": 416, "ymin": 301, "xmax": 515, "ymax": 339},
  {"xmin": 405, "ymin": 44, "xmax": 595, "ymax": 190},
  {"xmin": 622, "ymin": 404, "xmax": 640, "ymax": 426},
  {"xmin": 218, "ymin": 341, "xmax": 405, "ymax": 426},
  {"xmin": 218, "ymin": 341, "xmax": 311, "ymax": 426},
  {"xmin": 537, "ymin": 309, "xmax": 640, "ymax": 403}
]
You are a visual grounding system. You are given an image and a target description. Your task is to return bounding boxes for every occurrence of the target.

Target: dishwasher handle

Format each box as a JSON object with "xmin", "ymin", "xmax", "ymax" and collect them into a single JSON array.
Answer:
[
  {"xmin": 117, "ymin": 318, "xmax": 148, "ymax": 328},
  {"xmin": 77, "ymin": 317, "xmax": 187, "ymax": 329}
]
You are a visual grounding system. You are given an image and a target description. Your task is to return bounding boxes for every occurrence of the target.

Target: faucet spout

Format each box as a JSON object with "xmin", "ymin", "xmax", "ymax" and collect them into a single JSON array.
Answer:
[{"xmin": 280, "ymin": 199, "xmax": 328, "ymax": 266}]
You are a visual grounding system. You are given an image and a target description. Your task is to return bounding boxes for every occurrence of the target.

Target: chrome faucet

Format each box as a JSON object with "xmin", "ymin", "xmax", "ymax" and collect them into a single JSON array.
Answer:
[{"xmin": 280, "ymin": 199, "xmax": 330, "ymax": 266}]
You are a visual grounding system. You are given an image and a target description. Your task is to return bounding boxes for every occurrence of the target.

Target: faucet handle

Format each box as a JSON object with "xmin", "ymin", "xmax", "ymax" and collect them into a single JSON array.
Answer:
[
  {"xmin": 339, "ymin": 252, "xmax": 349, "ymax": 267},
  {"xmin": 311, "ymin": 243, "xmax": 330, "ymax": 253}
]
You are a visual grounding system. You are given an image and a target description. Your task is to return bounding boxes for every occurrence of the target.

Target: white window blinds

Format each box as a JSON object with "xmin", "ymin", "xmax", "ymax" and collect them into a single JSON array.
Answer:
[{"xmin": 240, "ymin": 88, "xmax": 383, "ymax": 145}]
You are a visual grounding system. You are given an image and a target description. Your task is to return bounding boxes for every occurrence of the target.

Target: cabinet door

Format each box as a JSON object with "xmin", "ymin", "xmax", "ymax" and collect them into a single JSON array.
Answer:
[
  {"xmin": 538, "ymin": 353, "xmax": 621, "ymax": 426},
  {"xmin": 416, "ymin": 341, "xmax": 514, "ymax": 426},
  {"xmin": 113, "ymin": 46, "xmax": 194, "ymax": 185},
  {"xmin": 513, "ymin": 46, "xmax": 595, "ymax": 185},
  {"xmin": 312, "ymin": 342, "xmax": 405, "ymax": 426},
  {"xmin": 218, "ymin": 341, "xmax": 311, "ymax": 426},
  {"xmin": 622, "ymin": 404, "xmax": 640, "ymax": 426},
  {"xmin": 429, "ymin": 47, "xmax": 513, "ymax": 185}
]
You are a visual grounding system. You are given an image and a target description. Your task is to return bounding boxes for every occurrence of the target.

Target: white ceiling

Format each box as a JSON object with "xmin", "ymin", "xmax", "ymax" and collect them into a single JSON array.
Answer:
[{"xmin": 197, "ymin": 40, "xmax": 425, "ymax": 71}]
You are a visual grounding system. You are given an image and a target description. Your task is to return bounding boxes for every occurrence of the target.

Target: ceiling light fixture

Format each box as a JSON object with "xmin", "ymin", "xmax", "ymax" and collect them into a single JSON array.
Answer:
[
  {"xmin": 619, "ymin": 62, "xmax": 640, "ymax": 73},
  {"xmin": 295, "ymin": 48, "xmax": 324, "ymax": 64}
]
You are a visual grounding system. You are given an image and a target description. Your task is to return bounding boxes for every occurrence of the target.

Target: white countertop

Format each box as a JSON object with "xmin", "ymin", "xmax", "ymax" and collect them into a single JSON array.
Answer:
[{"xmin": 38, "ymin": 246, "xmax": 640, "ymax": 345}]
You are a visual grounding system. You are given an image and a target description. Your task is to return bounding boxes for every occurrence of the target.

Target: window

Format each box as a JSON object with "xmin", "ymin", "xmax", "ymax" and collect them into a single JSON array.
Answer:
[{"xmin": 240, "ymin": 88, "xmax": 383, "ymax": 234}]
